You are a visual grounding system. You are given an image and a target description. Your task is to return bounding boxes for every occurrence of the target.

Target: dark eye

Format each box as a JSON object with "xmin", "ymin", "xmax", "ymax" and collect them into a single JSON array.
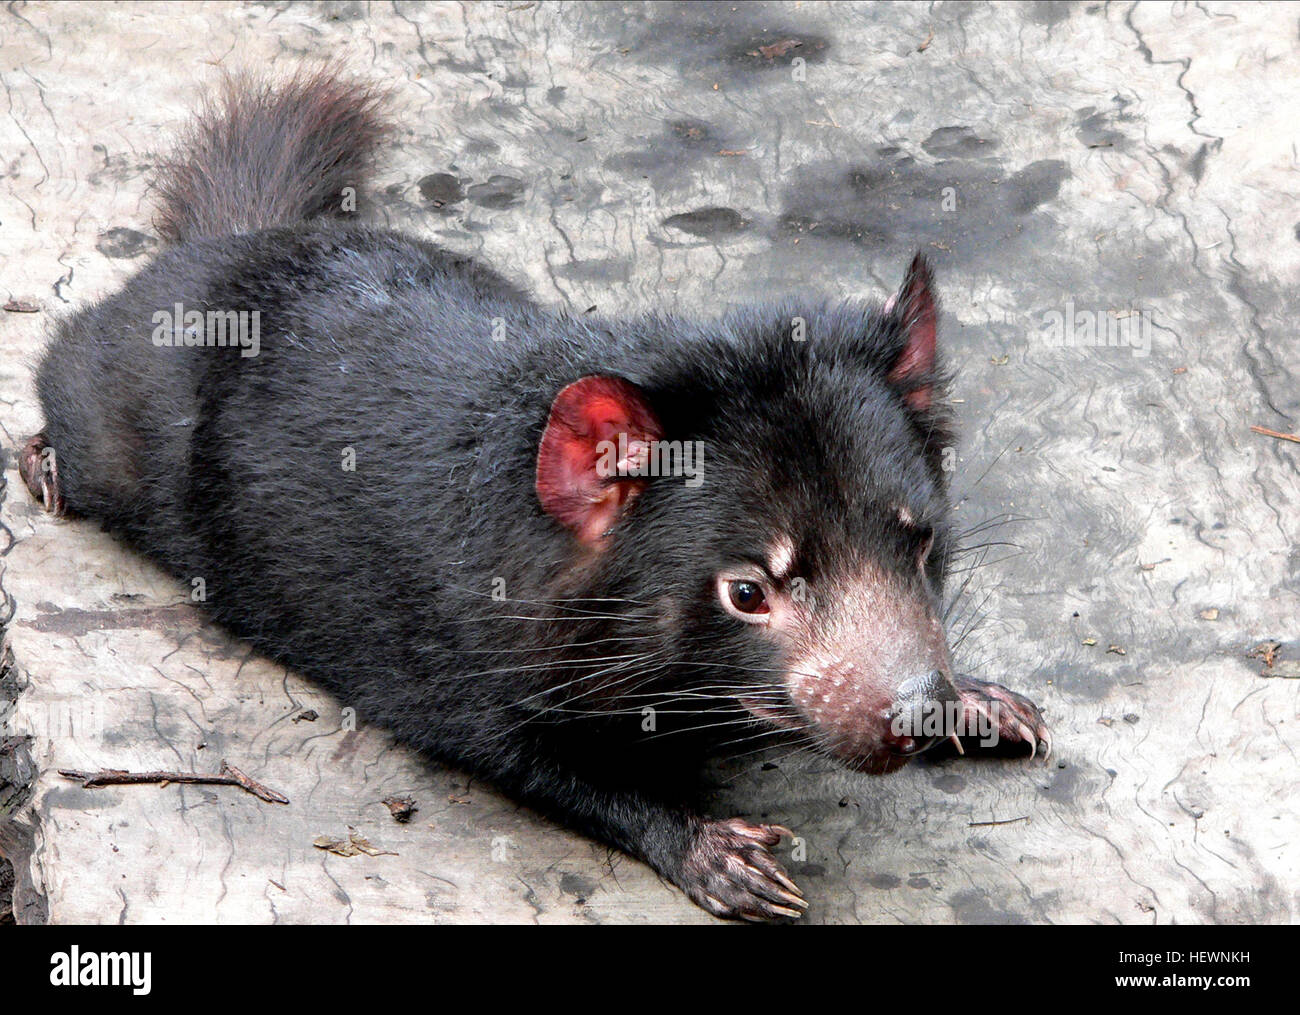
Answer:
[{"xmin": 728, "ymin": 580, "xmax": 769, "ymax": 615}]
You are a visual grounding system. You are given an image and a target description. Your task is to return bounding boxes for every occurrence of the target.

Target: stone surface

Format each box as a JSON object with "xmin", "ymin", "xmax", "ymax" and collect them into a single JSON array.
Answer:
[{"xmin": 1, "ymin": 1, "xmax": 1297, "ymax": 924}]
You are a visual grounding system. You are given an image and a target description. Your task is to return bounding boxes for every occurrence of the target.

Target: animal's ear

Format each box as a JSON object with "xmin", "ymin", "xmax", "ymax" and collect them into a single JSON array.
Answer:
[
  {"xmin": 536, "ymin": 375, "xmax": 664, "ymax": 547},
  {"xmin": 885, "ymin": 253, "xmax": 939, "ymax": 411}
]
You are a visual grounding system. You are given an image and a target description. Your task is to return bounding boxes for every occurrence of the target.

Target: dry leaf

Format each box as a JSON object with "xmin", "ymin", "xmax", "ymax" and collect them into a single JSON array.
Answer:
[
  {"xmin": 313, "ymin": 829, "xmax": 398, "ymax": 858},
  {"xmin": 752, "ymin": 39, "xmax": 802, "ymax": 60},
  {"xmin": 313, "ymin": 835, "xmax": 361, "ymax": 857},
  {"xmin": 1248, "ymin": 641, "xmax": 1281, "ymax": 669}
]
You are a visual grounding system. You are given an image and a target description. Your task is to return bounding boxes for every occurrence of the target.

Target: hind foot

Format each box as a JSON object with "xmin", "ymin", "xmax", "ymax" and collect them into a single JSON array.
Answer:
[
  {"xmin": 678, "ymin": 818, "xmax": 807, "ymax": 922},
  {"xmin": 946, "ymin": 675, "xmax": 1051, "ymax": 760},
  {"xmin": 18, "ymin": 432, "xmax": 66, "ymax": 515}
]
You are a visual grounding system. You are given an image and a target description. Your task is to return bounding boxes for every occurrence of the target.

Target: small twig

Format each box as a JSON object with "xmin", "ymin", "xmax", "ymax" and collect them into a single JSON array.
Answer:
[
  {"xmin": 968, "ymin": 815, "xmax": 1029, "ymax": 827},
  {"xmin": 220, "ymin": 762, "xmax": 290, "ymax": 804},
  {"xmin": 58, "ymin": 760, "xmax": 289, "ymax": 804},
  {"xmin": 1250, "ymin": 424, "xmax": 1300, "ymax": 444}
]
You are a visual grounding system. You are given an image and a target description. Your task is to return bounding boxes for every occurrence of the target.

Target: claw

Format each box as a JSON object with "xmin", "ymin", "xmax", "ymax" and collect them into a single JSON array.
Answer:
[
  {"xmin": 950, "ymin": 675, "xmax": 1052, "ymax": 763},
  {"xmin": 737, "ymin": 861, "xmax": 808, "ymax": 909},
  {"xmin": 731, "ymin": 822, "xmax": 791, "ymax": 845},
  {"xmin": 1015, "ymin": 720, "xmax": 1037, "ymax": 759},
  {"xmin": 680, "ymin": 818, "xmax": 806, "ymax": 922},
  {"xmin": 19, "ymin": 432, "xmax": 66, "ymax": 516},
  {"xmin": 768, "ymin": 864, "xmax": 803, "ymax": 897}
]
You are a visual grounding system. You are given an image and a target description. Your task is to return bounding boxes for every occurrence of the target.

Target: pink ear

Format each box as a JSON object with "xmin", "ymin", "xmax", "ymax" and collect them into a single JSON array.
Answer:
[
  {"xmin": 536, "ymin": 375, "xmax": 664, "ymax": 546},
  {"xmin": 886, "ymin": 253, "xmax": 938, "ymax": 411}
]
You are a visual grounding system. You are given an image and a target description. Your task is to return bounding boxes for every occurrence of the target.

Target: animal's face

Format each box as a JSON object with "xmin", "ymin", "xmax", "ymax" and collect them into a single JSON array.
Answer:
[
  {"xmin": 710, "ymin": 531, "xmax": 958, "ymax": 775},
  {"xmin": 536, "ymin": 255, "xmax": 960, "ymax": 772}
]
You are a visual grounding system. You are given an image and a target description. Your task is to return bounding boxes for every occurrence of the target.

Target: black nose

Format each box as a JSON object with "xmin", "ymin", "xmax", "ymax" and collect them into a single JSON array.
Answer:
[{"xmin": 883, "ymin": 670, "xmax": 960, "ymax": 756}]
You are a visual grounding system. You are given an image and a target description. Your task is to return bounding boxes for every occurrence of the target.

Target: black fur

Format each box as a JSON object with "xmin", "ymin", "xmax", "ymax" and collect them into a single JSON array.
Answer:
[{"xmin": 32, "ymin": 74, "xmax": 967, "ymax": 918}]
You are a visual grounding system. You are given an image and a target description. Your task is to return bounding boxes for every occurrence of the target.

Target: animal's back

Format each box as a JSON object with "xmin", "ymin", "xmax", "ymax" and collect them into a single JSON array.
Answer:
[{"xmin": 36, "ymin": 218, "xmax": 572, "ymax": 731}]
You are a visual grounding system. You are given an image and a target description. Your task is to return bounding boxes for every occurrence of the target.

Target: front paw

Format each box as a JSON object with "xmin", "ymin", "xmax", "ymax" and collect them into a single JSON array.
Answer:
[
  {"xmin": 948, "ymin": 675, "xmax": 1051, "ymax": 760},
  {"xmin": 678, "ymin": 818, "xmax": 807, "ymax": 922}
]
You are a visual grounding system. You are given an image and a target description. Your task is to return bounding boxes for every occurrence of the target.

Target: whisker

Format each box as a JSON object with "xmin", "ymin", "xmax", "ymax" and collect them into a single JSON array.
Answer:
[
  {"xmin": 508, "ymin": 651, "xmax": 668, "ymax": 708},
  {"xmin": 441, "ymin": 611, "xmax": 653, "ymax": 624},
  {"xmin": 452, "ymin": 634, "xmax": 659, "ymax": 655},
  {"xmin": 441, "ymin": 582, "xmax": 655, "ymax": 618}
]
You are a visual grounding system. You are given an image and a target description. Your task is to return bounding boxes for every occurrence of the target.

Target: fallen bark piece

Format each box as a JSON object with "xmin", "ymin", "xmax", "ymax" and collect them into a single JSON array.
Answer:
[
  {"xmin": 382, "ymin": 795, "xmax": 418, "ymax": 823},
  {"xmin": 58, "ymin": 760, "xmax": 289, "ymax": 804}
]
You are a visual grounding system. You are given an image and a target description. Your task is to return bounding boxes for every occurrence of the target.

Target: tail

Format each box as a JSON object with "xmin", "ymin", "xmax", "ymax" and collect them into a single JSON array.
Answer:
[{"xmin": 153, "ymin": 70, "xmax": 389, "ymax": 243}]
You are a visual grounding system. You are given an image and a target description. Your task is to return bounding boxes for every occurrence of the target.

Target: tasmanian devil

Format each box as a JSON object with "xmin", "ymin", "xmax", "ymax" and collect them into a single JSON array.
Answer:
[{"xmin": 20, "ymin": 71, "xmax": 1049, "ymax": 921}]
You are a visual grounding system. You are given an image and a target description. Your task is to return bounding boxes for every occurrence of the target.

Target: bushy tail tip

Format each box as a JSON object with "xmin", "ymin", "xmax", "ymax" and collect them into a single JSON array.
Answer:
[{"xmin": 153, "ymin": 69, "xmax": 389, "ymax": 244}]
